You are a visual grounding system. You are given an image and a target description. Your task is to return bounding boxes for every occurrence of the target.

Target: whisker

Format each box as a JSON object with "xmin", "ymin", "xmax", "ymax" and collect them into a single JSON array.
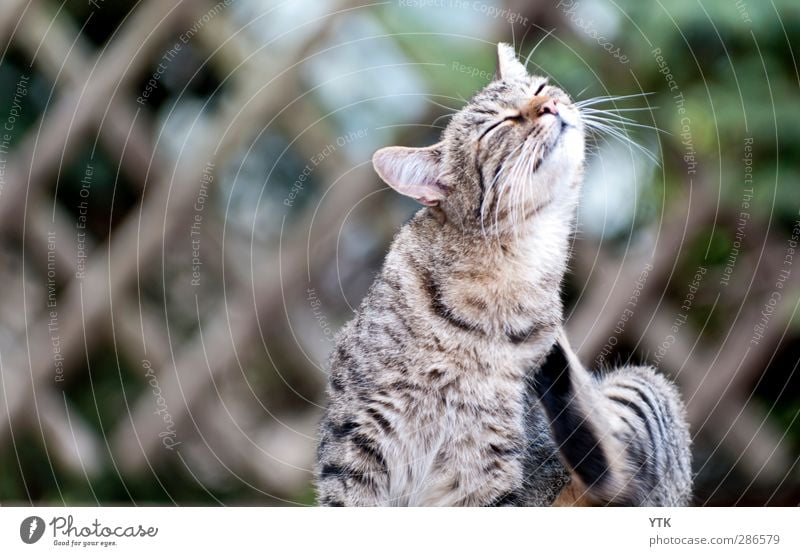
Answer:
[
  {"xmin": 481, "ymin": 161, "xmax": 506, "ymax": 238},
  {"xmin": 524, "ymin": 28, "xmax": 556, "ymax": 69},
  {"xmin": 583, "ymin": 117, "xmax": 658, "ymax": 157},
  {"xmin": 511, "ymin": 135, "xmax": 536, "ymax": 238},
  {"xmin": 512, "ymin": 160, "xmax": 523, "ymax": 237},
  {"xmin": 492, "ymin": 171, "xmax": 510, "ymax": 238},
  {"xmin": 517, "ymin": 139, "xmax": 536, "ymax": 235},
  {"xmin": 583, "ymin": 106, "xmax": 660, "ymax": 113},
  {"xmin": 513, "ymin": 150, "xmax": 529, "ymax": 238},
  {"xmin": 431, "ymin": 112, "xmax": 456, "ymax": 128},
  {"xmin": 583, "ymin": 122, "xmax": 654, "ymax": 156},
  {"xmin": 508, "ymin": 145, "xmax": 524, "ymax": 238},
  {"xmin": 480, "ymin": 141, "xmax": 525, "ymax": 238},
  {"xmin": 580, "ymin": 113, "xmax": 670, "ymax": 135},
  {"xmin": 581, "ymin": 107, "xmax": 646, "ymax": 122},
  {"xmin": 575, "ymin": 91, "xmax": 656, "ymax": 103},
  {"xmin": 581, "ymin": 110, "xmax": 641, "ymax": 125},
  {"xmin": 515, "ymin": 138, "xmax": 537, "ymax": 237},
  {"xmin": 581, "ymin": 114, "xmax": 657, "ymax": 134},
  {"xmin": 423, "ymin": 98, "xmax": 461, "ymax": 113},
  {"xmin": 494, "ymin": 153, "xmax": 522, "ymax": 238},
  {"xmin": 580, "ymin": 108, "xmax": 664, "ymax": 139},
  {"xmin": 580, "ymin": 107, "xmax": 662, "ymax": 123},
  {"xmin": 582, "ymin": 119, "xmax": 661, "ymax": 166},
  {"xmin": 511, "ymin": 19, "xmax": 516, "ymax": 51},
  {"xmin": 575, "ymin": 84, "xmax": 592, "ymax": 98},
  {"xmin": 375, "ymin": 123, "xmax": 446, "ymax": 130},
  {"xmin": 574, "ymin": 92, "xmax": 656, "ymax": 108}
]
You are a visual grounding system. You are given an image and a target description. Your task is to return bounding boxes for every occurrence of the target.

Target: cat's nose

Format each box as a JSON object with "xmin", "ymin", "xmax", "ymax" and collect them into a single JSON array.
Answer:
[
  {"xmin": 538, "ymin": 98, "xmax": 559, "ymax": 116},
  {"xmin": 523, "ymin": 96, "xmax": 559, "ymax": 120}
]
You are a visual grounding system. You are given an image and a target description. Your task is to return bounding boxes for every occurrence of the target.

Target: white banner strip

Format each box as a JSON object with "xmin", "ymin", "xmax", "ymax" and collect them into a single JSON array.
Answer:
[{"xmin": 1, "ymin": 507, "xmax": 798, "ymax": 555}]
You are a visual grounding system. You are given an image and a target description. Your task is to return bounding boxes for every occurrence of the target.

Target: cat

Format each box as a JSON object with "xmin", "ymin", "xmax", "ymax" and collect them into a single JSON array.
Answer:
[{"xmin": 315, "ymin": 43, "xmax": 692, "ymax": 506}]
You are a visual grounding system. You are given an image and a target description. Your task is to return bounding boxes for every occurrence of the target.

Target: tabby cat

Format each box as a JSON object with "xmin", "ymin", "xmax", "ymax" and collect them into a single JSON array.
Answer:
[{"xmin": 315, "ymin": 43, "xmax": 692, "ymax": 506}]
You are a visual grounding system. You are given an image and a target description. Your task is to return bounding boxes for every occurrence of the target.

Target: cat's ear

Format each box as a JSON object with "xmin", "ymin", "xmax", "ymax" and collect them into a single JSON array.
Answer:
[
  {"xmin": 495, "ymin": 42, "xmax": 528, "ymax": 81},
  {"xmin": 372, "ymin": 143, "xmax": 449, "ymax": 206}
]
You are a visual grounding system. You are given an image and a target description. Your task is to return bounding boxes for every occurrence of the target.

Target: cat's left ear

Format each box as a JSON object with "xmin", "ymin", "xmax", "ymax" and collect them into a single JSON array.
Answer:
[
  {"xmin": 495, "ymin": 42, "xmax": 528, "ymax": 81},
  {"xmin": 372, "ymin": 143, "xmax": 449, "ymax": 206}
]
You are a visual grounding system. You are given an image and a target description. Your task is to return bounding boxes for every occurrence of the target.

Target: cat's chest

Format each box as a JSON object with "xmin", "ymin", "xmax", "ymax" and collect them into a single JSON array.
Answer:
[
  {"xmin": 442, "ymin": 252, "xmax": 562, "ymax": 336},
  {"xmin": 386, "ymin": 365, "xmax": 527, "ymax": 505}
]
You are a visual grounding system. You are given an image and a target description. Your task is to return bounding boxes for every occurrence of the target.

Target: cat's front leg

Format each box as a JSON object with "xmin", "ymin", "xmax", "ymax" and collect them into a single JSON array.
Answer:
[
  {"xmin": 533, "ymin": 330, "xmax": 692, "ymax": 506},
  {"xmin": 316, "ymin": 420, "xmax": 392, "ymax": 506}
]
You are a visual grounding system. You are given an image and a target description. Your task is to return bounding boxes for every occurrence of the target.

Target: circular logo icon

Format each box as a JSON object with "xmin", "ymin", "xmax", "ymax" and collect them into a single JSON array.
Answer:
[{"xmin": 20, "ymin": 516, "xmax": 45, "ymax": 544}]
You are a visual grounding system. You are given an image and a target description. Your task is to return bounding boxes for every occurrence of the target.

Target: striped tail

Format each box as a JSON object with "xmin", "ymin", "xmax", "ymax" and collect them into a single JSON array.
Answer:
[{"xmin": 534, "ymin": 330, "xmax": 692, "ymax": 506}]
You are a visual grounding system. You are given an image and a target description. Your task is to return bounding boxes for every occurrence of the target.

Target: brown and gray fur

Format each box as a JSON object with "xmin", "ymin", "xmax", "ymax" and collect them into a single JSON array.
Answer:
[{"xmin": 315, "ymin": 43, "xmax": 692, "ymax": 506}]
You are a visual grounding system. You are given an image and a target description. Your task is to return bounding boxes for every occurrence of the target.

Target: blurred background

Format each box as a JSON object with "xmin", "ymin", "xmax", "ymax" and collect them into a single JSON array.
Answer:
[{"xmin": 0, "ymin": 0, "xmax": 797, "ymax": 506}]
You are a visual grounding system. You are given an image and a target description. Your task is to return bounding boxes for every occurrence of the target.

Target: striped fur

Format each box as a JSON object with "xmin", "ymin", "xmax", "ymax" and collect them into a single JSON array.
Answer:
[
  {"xmin": 316, "ymin": 43, "xmax": 691, "ymax": 506},
  {"xmin": 535, "ymin": 331, "xmax": 692, "ymax": 506}
]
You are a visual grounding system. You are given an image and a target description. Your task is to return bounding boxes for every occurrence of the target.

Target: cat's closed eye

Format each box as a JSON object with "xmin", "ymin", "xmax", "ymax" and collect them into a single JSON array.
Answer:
[
  {"xmin": 503, "ymin": 113, "xmax": 524, "ymax": 123},
  {"xmin": 534, "ymin": 82, "xmax": 547, "ymax": 96},
  {"xmin": 478, "ymin": 112, "xmax": 524, "ymax": 141}
]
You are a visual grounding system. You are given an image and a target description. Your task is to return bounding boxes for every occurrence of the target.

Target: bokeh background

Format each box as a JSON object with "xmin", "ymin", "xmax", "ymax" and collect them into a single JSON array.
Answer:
[{"xmin": 0, "ymin": 0, "xmax": 798, "ymax": 506}]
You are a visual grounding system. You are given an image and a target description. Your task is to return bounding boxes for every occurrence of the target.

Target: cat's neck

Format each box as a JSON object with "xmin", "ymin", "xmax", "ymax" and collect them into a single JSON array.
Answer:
[
  {"xmin": 404, "ymin": 199, "xmax": 575, "ymax": 331},
  {"xmin": 424, "ymin": 194, "xmax": 576, "ymax": 275}
]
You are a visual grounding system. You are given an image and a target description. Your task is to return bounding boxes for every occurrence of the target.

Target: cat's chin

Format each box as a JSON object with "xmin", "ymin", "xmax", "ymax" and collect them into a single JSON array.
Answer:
[{"xmin": 548, "ymin": 127, "xmax": 585, "ymax": 169}]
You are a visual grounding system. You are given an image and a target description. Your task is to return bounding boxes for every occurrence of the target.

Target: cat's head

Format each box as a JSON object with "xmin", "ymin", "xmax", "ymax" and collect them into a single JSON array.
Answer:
[{"xmin": 373, "ymin": 43, "xmax": 585, "ymax": 236}]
